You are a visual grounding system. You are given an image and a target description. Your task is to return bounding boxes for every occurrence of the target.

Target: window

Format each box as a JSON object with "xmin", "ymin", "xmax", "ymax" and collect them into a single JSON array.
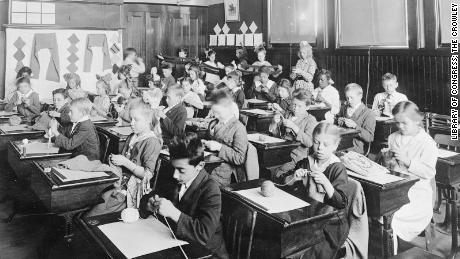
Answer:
[
  {"xmin": 11, "ymin": 1, "xmax": 55, "ymax": 25},
  {"xmin": 268, "ymin": 0, "xmax": 317, "ymax": 44},
  {"xmin": 437, "ymin": 0, "xmax": 451, "ymax": 45},
  {"xmin": 337, "ymin": 0, "xmax": 408, "ymax": 47}
]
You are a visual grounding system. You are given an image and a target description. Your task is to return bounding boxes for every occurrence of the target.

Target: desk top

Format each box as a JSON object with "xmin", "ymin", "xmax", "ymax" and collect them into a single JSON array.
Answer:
[
  {"xmin": 91, "ymin": 118, "xmax": 118, "ymax": 127},
  {"xmin": 247, "ymin": 132, "xmax": 301, "ymax": 150},
  {"xmin": 97, "ymin": 126, "xmax": 131, "ymax": 141},
  {"xmin": 438, "ymin": 150, "xmax": 460, "ymax": 166},
  {"xmin": 79, "ymin": 212, "xmax": 212, "ymax": 259},
  {"xmin": 10, "ymin": 139, "xmax": 72, "ymax": 160},
  {"xmin": 222, "ymin": 179, "xmax": 340, "ymax": 226},
  {"xmin": 0, "ymin": 123, "xmax": 44, "ymax": 135},
  {"xmin": 240, "ymin": 109, "xmax": 275, "ymax": 118},
  {"xmin": 337, "ymin": 127, "xmax": 360, "ymax": 137},
  {"xmin": 34, "ymin": 158, "xmax": 119, "ymax": 190}
]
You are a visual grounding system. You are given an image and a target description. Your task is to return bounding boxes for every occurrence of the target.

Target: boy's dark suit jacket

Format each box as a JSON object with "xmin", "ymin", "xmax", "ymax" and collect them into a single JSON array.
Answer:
[
  {"xmin": 160, "ymin": 102, "xmax": 187, "ymax": 141},
  {"xmin": 55, "ymin": 119, "xmax": 101, "ymax": 161},
  {"xmin": 139, "ymin": 170, "xmax": 229, "ymax": 259}
]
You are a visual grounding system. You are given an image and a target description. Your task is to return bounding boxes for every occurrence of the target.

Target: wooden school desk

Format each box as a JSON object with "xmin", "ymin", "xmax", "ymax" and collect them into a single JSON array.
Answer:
[
  {"xmin": 7, "ymin": 139, "xmax": 72, "ymax": 181},
  {"xmin": 222, "ymin": 179, "xmax": 344, "ymax": 259},
  {"xmin": 434, "ymin": 151, "xmax": 460, "ymax": 258},
  {"xmin": 91, "ymin": 117, "xmax": 118, "ymax": 127},
  {"xmin": 247, "ymin": 99, "xmax": 269, "ymax": 109},
  {"xmin": 0, "ymin": 110, "xmax": 21, "ymax": 122},
  {"xmin": 347, "ymin": 170, "xmax": 418, "ymax": 258},
  {"xmin": 32, "ymin": 159, "xmax": 119, "ymax": 242},
  {"xmin": 247, "ymin": 133, "xmax": 301, "ymax": 168},
  {"xmin": 196, "ymin": 101, "xmax": 213, "ymax": 118},
  {"xmin": 0, "ymin": 124, "xmax": 44, "ymax": 153},
  {"xmin": 307, "ymin": 105, "xmax": 331, "ymax": 122},
  {"xmin": 372, "ymin": 117, "xmax": 398, "ymax": 151},
  {"xmin": 78, "ymin": 212, "xmax": 212, "ymax": 259},
  {"xmin": 337, "ymin": 127, "xmax": 360, "ymax": 151},
  {"xmin": 240, "ymin": 109, "xmax": 275, "ymax": 132},
  {"xmin": 185, "ymin": 118, "xmax": 211, "ymax": 139},
  {"xmin": 96, "ymin": 126, "xmax": 132, "ymax": 154}
]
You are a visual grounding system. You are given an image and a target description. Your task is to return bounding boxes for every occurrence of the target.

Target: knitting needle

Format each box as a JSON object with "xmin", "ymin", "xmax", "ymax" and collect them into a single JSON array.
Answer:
[
  {"xmin": 153, "ymin": 211, "xmax": 189, "ymax": 259},
  {"xmin": 47, "ymin": 129, "xmax": 52, "ymax": 149}
]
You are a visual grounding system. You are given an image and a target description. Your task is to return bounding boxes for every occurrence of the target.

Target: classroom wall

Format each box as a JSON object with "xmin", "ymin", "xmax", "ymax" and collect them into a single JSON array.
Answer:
[
  {"xmin": 208, "ymin": 0, "xmax": 451, "ymax": 115},
  {"xmin": 0, "ymin": 0, "xmax": 123, "ymax": 99}
]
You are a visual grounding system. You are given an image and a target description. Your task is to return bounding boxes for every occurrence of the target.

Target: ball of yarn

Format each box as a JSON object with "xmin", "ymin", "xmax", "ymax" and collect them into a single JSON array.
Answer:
[
  {"xmin": 9, "ymin": 115, "xmax": 21, "ymax": 126},
  {"xmin": 121, "ymin": 208, "xmax": 139, "ymax": 223},
  {"xmin": 260, "ymin": 180, "xmax": 276, "ymax": 197}
]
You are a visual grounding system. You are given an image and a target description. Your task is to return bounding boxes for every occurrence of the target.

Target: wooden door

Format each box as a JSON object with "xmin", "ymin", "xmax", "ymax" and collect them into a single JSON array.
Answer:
[
  {"xmin": 125, "ymin": 11, "xmax": 146, "ymax": 60},
  {"xmin": 146, "ymin": 12, "xmax": 162, "ymax": 69}
]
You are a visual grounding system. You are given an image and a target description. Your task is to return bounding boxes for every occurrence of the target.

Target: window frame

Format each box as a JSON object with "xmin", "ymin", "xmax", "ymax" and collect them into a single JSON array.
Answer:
[{"xmin": 335, "ymin": 0, "xmax": 410, "ymax": 49}]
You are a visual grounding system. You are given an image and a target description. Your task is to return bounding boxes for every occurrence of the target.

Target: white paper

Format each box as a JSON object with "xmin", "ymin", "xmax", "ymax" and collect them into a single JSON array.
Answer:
[
  {"xmin": 438, "ymin": 149, "xmax": 459, "ymax": 158},
  {"xmin": 218, "ymin": 34, "xmax": 226, "ymax": 46},
  {"xmin": 109, "ymin": 127, "xmax": 133, "ymax": 136},
  {"xmin": 0, "ymin": 111, "xmax": 18, "ymax": 116},
  {"xmin": 243, "ymin": 109, "xmax": 272, "ymax": 115},
  {"xmin": 235, "ymin": 34, "xmax": 244, "ymax": 46},
  {"xmin": 375, "ymin": 116, "xmax": 392, "ymax": 122},
  {"xmin": 0, "ymin": 124, "xmax": 29, "ymax": 132},
  {"xmin": 11, "ymin": 1, "xmax": 27, "ymax": 12},
  {"xmin": 244, "ymin": 34, "xmax": 254, "ymax": 47},
  {"xmin": 41, "ymin": 14, "xmax": 55, "ymax": 25},
  {"xmin": 98, "ymin": 217, "xmax": 188, "ymax": 259},
  {"xmin": 53, "ymin": 168, "xmax": 108, "ymax": 182},
  {"xmin": 91, "ymin": 115, "xmax": 108, "ymax": 122},
  {"xmin": 347, "ymin": 170, "xmax": 404, "ymax": 185},
  {"xmin": 11, "ymin": 13, "xmax": 26, "ymax": 24},
  {"xmin": 247, "ymin": 133, "xmax": 285, "ymax": 144},
  {"xmin": 253, "ymin": 33, "xmax": 263, "ymax": 47},
  {"xmin": 209, "ymin": 35, "xmax": 217, "ymax": 46},
  {"xmin": 27, "ymin": 2, "xmax": 42, "ymax": 12},
  {"xmin": 234, "ymin": 187, "xmax": 309, "ymax": 213},
  {"xmin": 226, "ymin": 34, "xmax": 235, "ymax": 46},
  {"xmin": 25, "ymin": 142, "xmax": 60, "ymax": 154},
  {"xmin": 308, "ymin": 103, "xmax": 327, "ymax": 109},
  {"xmin": 160, "ymin": 149, "xmax": 169, "ymax": 156},
  {"xmin": 27, "ymin": 13, "xmax": 41, "ymax": 24},
  {"xmin": 247, "ymin": 99, "xmax": 267, "ymax": 104},
  {"xmin": 41, "ymin": 3, "xmax": 55, "ymax": 13}
]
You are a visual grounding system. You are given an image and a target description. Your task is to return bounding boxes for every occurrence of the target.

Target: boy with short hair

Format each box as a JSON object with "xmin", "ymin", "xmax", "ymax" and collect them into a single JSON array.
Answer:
[
  {"xmin": 140, "ymin": 133, "xmax": 229, "ymax": 259},
  {"xmin": 49, "ymin": 88, "xmax": 71, "ymax": 126},
  {"xmin": 159, "ymin": 84, "xmax": 187, "ymax": 142},
  {"xmin": 123, "ymin": 48, "xmax": 145, "ymax": 89},
  {"xmin": 372, "ymin": 73, "xmax": 408, "ymax": 117},
  {"xmin": 49, "ymin": 98, "xmax": 100, "ymax": 161},
  {"xmin": 161, "ymin": 62, "xmax": 176, "ymax": 90}
]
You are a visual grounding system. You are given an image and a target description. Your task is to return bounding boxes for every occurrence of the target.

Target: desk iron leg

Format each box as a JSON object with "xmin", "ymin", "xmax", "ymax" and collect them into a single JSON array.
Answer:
[
  {"xmin": 382, "ymin": 212, "xmax": 396, "ymax": 258},
  {"xmin": 448, "ymin": 188, "xmax": 459, "ymax": 259},
  {"xmin": 62, "ymin": 212, "xmax": 75, "ymax": 243}
]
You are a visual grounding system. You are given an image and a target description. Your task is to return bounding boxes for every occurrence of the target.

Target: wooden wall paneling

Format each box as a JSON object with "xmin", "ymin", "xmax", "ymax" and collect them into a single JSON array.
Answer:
[
  {"xmin": 0, "ymin": 0, "xmax": 8, "ymax": 98},
  {"xmin": 189, "ymin": 15, "xmax": 200, "ymax": 58},
  {"xmin": 55, "ymin": 2, "xmax": 122, "ymax": 28},
  {"xmin": 126, "ymin": 11, "xmax": 146, "ymax": 60},
  {"xmin": 145, "ymin": 12, "xmax": 162, "ymax": 69}
]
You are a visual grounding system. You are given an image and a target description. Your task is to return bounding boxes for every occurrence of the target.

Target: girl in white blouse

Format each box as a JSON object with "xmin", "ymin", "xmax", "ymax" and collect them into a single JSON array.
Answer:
[{"xmin": 386, "ymin": 101, "xmax": 437, "ymax": 254}]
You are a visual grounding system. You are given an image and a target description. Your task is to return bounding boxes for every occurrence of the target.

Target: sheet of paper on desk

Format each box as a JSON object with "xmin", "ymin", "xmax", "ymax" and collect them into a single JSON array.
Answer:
[
  {"xmin": 98, "ymin": 217, "xmax": 188, "ymax": 259},
  {"xmin": 110, "ymin": 127, "xmax": 133, "ymax": 136},
  {"xmin": 347, "ymin": 170, "xmax": 404, "ymax": 185},
  {"xmin": 53, "ymin": 168, "xmax": 108, "ymax": 182},
  {"xmin": 247, "ymin": 133, "xmax": 285, "ymax": 144},
  {"xmin": 91, "ymin": 115, "xmax": 107, "ymax": 122},
  {"xmin": 308, "ymin": 103, "xmax": 327, "ymax": 109},
  {"xmin": 247, "ymin": 99, "xmax": 267, "ymax": 104},
  {"xmin": 245, "ymin": 109, "xmax": 272, "ymax": 115},
  {"xmin": 234, "ymin": 187, "xmax": 309, "ymax": 213},
  {"xmin": 26, "ymin": 142, "xmax": 60, "ymax": 154},
  {"xmin": 375, "ymin": 116, "xmax": 392, "ymax": 122},
  {"xmin": 0, "ymin": 124, "xmax": 29, "ymax": 132},
  {"xmin": 438, "ymin": 149, "xmax": 459, "ymax": 158},
  {"xmin": 0, "ymin": 111, "xmax": 18, "ymax": 116}
]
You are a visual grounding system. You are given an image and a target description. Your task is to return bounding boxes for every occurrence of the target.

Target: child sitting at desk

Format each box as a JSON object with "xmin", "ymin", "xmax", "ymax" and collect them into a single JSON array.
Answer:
[
  {"xmin": 202, "ymin": 89, "xmax": 248, "ymax": 186},
  {"xmin": 158, "ymin": 84, "xmax": 187, "ymax": 143},
  {"xmin": 271, "ymin": 89, "xmax": 318, "ymax": 178},
  {"xmin": 49, "ymin": 88, "xmax": 71, "ymax": 126},
  {"xmin": 188, "ymin": 65, "xmax": 206, "ymax": 99},
  {"xmin": 275, "ymin": 122, "xmax": 350, "ymax": 259},
  {"xmin": 372, "ymin": 73, "xmax": 408, "ymax": 118},
  {"xmin": 181, "ymin": 77, "xmax": 204, "ymax": 118},
  {"xmin": 226, "ymin": 76, "xmax": 245, "ymax": 110},
  {"xmin": 49, "ymin": 98, "xmax": 100, "ymax": 161},
  {"xmin": 161, "ymin": 62, "xmax": 176, "ymax": 90},
  {"xmin": 139, "ymin": 133, "xmax": 229, "ymax": 259},
  {"xmin": 91, "ymin": 74, "xmax": 112, "ymax": 117},
  {"xmin": 5, "ymin": 76, "xmax": 41, "ymax": 119},
  {"xmin": 273, "ymin": 80, "xmax": 294, "ymax": 117},
  {"xmin": 247, "ymin": 66, "xmax": 279, "ymax": 103},
  {"xmin": 384, "ymin": 101, "xmax": 437, "ymax": 254},
  {"xmin": 313, "ymin": 69, "xmax": 340, "ymax": 116},
  {"xmin": 123, "ymin": 47, "xmax": 145, "ymax": 89},
  {"xmin": 64, "ymin": 72, "xmax": 87, "ymax": 100},
  {"xmin": 115, "ymin": 84, "xmax": 141, "ymax": 126},
  {"xmin": 87, "ymin": 101, "xmax": 162, "ymax": 216},
  {"xmin": 336, "ymin": 83, "xmax": 376, "ymax": 155}
]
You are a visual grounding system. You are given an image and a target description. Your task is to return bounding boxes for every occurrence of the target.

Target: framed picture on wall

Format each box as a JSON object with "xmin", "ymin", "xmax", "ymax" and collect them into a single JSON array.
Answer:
[{"xmin": 224, "ymin": 0, "xmax": 240, "ymax": 22}]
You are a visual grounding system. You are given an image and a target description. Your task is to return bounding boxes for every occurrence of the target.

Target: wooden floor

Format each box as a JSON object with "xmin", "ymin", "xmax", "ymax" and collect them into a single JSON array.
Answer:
[{"xmin": 0, "ymin": 156, "xmax": 457, "ymax": 259}]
